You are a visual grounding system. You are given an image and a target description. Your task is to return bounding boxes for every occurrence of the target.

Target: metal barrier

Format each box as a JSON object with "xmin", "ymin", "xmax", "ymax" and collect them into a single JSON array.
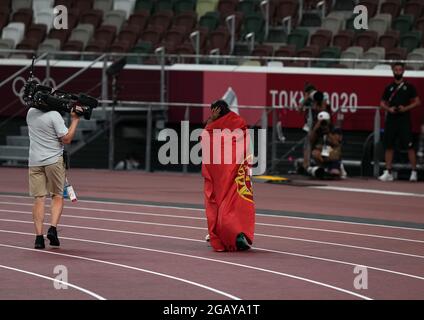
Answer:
[
  {"xmin": 1, "ymin": 49, "xmax": 424, "ymax": 68},
  {"xmin": 97, "ymin": 100, "xmax": 384, "ymax": 176}
]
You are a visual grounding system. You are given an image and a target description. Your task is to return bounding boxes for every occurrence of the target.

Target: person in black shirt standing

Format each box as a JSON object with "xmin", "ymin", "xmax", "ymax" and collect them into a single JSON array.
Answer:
[{"xmin": 379, "ymin": 62, "xmax": 421, "ymax": 182}]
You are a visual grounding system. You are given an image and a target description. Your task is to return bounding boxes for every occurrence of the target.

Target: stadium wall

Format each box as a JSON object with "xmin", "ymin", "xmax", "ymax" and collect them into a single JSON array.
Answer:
[{"xmin": 1, "ymin": 60, "xmax": 423, "ymax": 132}]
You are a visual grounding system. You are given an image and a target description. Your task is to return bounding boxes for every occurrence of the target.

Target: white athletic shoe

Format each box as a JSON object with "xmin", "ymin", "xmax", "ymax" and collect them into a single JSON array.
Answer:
[
  {"xmin": 340, "ymin": 163, "xmax": 347, "ymax": 179},
  {"xmin": 409, "ymin": 170, "xmax": 418, "ymax": 182},
  {"xmin": 205, "ymin": 234, "xmax": 210, "ymax": 242},
  {"xmin": 379, "ymin": 170, "xmax": 394, "ymax": 182}
]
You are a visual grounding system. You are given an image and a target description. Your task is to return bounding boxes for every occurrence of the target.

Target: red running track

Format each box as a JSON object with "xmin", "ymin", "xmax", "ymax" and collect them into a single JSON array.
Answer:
[{"xmin": 0, "ymin": 168, "xmax": 423, "ymax": 300}]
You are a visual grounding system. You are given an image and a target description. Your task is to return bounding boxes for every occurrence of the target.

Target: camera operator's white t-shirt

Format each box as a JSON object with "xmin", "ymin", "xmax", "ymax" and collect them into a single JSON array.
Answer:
[{"xmin": 26, "ymin": 108, "xmax": 68, "ymax": 167}]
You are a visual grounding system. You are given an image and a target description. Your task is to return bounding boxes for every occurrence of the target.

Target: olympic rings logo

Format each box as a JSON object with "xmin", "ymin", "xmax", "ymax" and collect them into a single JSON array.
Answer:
[{"xmin": 12, "ymin": 76, "xmax": 57, "ymax": 104}]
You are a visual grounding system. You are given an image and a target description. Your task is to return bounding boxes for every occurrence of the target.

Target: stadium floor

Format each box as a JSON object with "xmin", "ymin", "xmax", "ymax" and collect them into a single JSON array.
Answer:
[{"xmin": 0, "ymin": 167, "xmax": 423, "ymax": 300}]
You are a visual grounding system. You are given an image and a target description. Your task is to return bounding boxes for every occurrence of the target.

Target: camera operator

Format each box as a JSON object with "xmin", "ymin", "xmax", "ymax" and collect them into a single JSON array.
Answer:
[
  {"xmin": 298, "ymin": 83, "xmax": 330, "ymax": 130},
  {"xmin": 379, "ymin": 62, "xmax": 421, "ymax": 182},
  {"xmin": 297, "ymin": 86, "xmax": 330, "ymax": 172},
  {"xmin": 308, "ymin": 111, "xmax": 343, "ymax": 179},
  {"xmin": 26, "ymin": 104, "xmax": 83, "ymax": 249}
]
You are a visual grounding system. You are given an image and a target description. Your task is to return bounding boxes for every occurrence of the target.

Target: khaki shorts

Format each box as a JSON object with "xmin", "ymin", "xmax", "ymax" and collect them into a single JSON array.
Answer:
[{"xmin": 29, "ymin": 157, "xmax": 65, "ymax": 197}]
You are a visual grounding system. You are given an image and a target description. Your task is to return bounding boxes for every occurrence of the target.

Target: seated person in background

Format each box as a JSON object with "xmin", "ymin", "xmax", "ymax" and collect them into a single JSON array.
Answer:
[
  {"xmin": 115, "ymin": 153, "xmax": 140, "ymax": 170},
  {"xmin": 308, "ymin": 111, "xmax": 343, "ymax": 179}
]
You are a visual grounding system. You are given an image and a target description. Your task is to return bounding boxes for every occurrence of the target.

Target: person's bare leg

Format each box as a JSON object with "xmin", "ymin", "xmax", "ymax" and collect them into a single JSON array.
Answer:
[
  {"xmin": 312, "ymin": 149, "xmax": 324, "ymax": 165},
  {"xmin": 385, "ymin": 149, "xmax": 394, "ymax": 171},
  {"xmin": 33, "ymin": 196, "xmax": 46, "ymax": 235},
  {"xmin": 303, "ymin": 147, "xmax": 310, "ymax": 169},
  {"xmin": 408, "ymin": 148, "xmax": 417, "ymax": 170},
  {"xmin": 50, "ymin": 195, "xmax": 64, "ymax": 227}
]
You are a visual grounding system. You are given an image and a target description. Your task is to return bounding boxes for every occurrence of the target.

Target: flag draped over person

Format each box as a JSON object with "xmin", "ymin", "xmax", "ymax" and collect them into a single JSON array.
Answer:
[{"xmin": 201, "ymin": 100, "xmax": 255, "ymax": 252}]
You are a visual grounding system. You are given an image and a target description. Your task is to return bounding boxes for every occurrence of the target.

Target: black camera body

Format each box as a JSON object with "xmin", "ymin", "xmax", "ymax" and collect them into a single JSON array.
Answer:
[{"xmin": 23, "ymin": 80, "xmax": 98, "ymax": 120}]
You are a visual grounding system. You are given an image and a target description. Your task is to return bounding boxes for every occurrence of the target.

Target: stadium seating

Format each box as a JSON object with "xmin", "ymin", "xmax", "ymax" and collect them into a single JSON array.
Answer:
[
  {"xmin": 94, "ymin": 0, "xmax": 114, "ymax": 13},
  {"xmin": 0, "ymin": 0, "xmax": 421, "ymax": 68},
  {"xmin": 340, "ymin": 46, "xmax": 364, "ymax": 68}
]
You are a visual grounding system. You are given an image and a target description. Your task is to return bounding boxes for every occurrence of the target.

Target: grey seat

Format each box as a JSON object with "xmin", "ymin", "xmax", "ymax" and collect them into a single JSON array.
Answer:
[
  {"xmin": 94, "ymin": 0, "xmax": 113, "ymax": 13},
  {"xmin": 356, "ymin": 46, "xmax": 385, "ymax": 69},
  {"xmin": 113, "ymin": 0, "xmax": 136, "ymax": 19},
  {"xmin": 38, "ymin": 38, "xmax": 61, "ymax": 54},
  {"xmin": 407, "ymin": 50, "xmax": 424, "ymax": 70},
  {"xmin": 102, "ymin": 10, "xmax": 127, "ymax": 31},
  {"xmin": 341, "ymin": 46, "xmax": 364, "ymax": 68},
  {"xmin": 0, "ymin": 39, "xmax": 14, "ymax": 58},
  {"xmin": 12, "ymin": 0, "xmax": 33, "ymax": 12},
  {"xmin": 33, "ymin": 0, "xmax": 54, "ymax": 14},
  {"xmin": 369, "ymin": 14, "xmax": 392, "ymax": 37},
  {"xmin": 69, "ymin": 24, "xmax": 95, "ymax": 47},
  {"xmin": 1, "ymin": 22, "xmax": 26, "ymax": 47},
  {"xmin": 321, "ymin": 17, "xmax": 343, "ymax": 34},
  {"xmin": 35, "ymin": 9, "xmax": 55, "ymax": 32}
]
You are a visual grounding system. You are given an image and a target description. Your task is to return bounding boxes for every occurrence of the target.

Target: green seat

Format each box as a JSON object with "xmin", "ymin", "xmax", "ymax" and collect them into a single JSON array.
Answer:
[
  {"xmin": 135, "ymin": 0, "xmax": 153, "ymax": 13},
  {"xmin": 314, "ymin": 46, "xmax": 341, "ymax": 68},
  {"xmin": 400, "ymin": 31, "xmax": 422, "ymax": 53},
  {"xmin": 154, "ymin": 0, "xmax": 173, "ymax": 13},
  {"xmin": 317, "ymin": 47, "xmax": 342, "ymax": 68},
  {"xmin": 174, "ymin": 0, "xmax": 196, "ymax": 14},
  {"xmin": 237, "ymin": 0, "xmax": 257, "ymax": 16},
  {"xmin": 241, "ymin": 13, "xmax": 265, "ymax": 43},
  {"xmin": 127, "ymin": 41, "xmax": 153, "ymax": 64},
  {"xmin": 199, "ymin": 11, "xmax": 220, "ymax": 32},
  {"xmin": 392, "ymin": 15, "xmax": 414, "ymax": 35},
  {"xmin": 267, "ymin": 29, "xmax": 287, "ymax": 43},
  {"xmin": 287, "ymin": 28, "xmax": 309, "ymax": 51}
]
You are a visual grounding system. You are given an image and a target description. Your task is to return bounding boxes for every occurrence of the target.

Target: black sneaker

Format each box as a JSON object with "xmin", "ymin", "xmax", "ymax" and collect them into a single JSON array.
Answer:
[
  {"xmin": 47, "ymin": 226, "xmax": 60, "ymax": 247},
  {"xmin": 236, "ymin": 233, "xmax": 251, "ymax": 251},
  {"xmin": 34, "ymin": 235, "xmax": 45, "ymax": 249}
]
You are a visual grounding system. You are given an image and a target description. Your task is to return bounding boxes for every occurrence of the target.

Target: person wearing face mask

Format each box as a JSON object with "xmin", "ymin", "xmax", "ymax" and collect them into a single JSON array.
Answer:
[{"xmin": 379, "ymin": 62, "xmax": 421, "ymax": 182}]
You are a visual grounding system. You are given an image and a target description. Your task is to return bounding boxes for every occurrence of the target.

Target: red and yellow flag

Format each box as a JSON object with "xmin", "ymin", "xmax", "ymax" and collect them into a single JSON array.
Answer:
[{"xmin": 201, "ymin": 111, "xmax": 255, "ymax": 252}]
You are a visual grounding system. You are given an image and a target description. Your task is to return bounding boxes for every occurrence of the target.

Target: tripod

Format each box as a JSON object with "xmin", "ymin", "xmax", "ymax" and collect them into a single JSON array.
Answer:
[{"xmin": 106, "ymin": 57, "xmax": 126, "ymax": 170}]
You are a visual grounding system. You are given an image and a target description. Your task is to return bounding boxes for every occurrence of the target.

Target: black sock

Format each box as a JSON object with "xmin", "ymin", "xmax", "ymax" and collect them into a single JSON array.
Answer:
[
  {"xmin": 387, "ymin": 169, "xmax": 392, "ymax": 174},
  {"xmin": 49, "ymin": 226, "xmax": 57, "ymax": 231},
  {"xmin": 36, "ymin": 235, "xmax": 44, "ymax": 240}
]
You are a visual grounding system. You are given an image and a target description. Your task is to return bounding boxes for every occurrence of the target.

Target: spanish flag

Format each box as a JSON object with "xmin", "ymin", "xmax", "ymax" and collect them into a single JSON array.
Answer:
[{"xmin": 201, "ymin": 111, "xmax": 256, "ymax": 252}]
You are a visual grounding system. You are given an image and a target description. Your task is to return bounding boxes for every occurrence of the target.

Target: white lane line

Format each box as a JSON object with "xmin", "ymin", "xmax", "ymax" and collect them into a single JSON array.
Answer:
[
  {"xmin": 2, "ymin": 218, "xmax": 424, "ymax": 283},
  {"xmin": 0, "ymin": 230, "xmax": 372, "ymax": 300},
  {"xmin": 1, "ymin": 195, "xmax": 423, "ymax": 232},
  {"xmin": 1, "ymin": 202, "xmax": 423, "ymax": 243},
  {"xmin": 0, "ymin": 264, "xmax": 106, "ymax": 300},
  {"xmin": 1, "ymin": 211, "xmax": 424, "ymax": 260},
  {"xmin": 0, "ymin": 201, "xmax": 206, "ymax": 220},
  {"xmin": 309, "ymin": 186, "xmax": 424, "ymax": 198},
  {"xmin": 0, "ymin": 243, "xmax": 240, "ymax": 300},
  {"xmin": 0, "ymin": 194, "xmax": 203, "ymax": 211}
]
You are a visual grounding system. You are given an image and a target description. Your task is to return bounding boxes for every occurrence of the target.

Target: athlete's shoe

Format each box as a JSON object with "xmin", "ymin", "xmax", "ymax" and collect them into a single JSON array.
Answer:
[
  {"xmin": 410, "ymin": 170, "xmax": 418, "ymax": 182},
  {"xmin": 47, "ymin": 226, "xmax": 60, "ymax": 247},
  {"xmin": 378, "ymin": 170, "xmax": 394, "ymax": 182},
  {"xmin": 236, "ymin": 233, "xmax": 251, "ymax": 251},
  {"xmin": 34, "ymin": 235, "xmax": 45, "ymax": 249}
]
